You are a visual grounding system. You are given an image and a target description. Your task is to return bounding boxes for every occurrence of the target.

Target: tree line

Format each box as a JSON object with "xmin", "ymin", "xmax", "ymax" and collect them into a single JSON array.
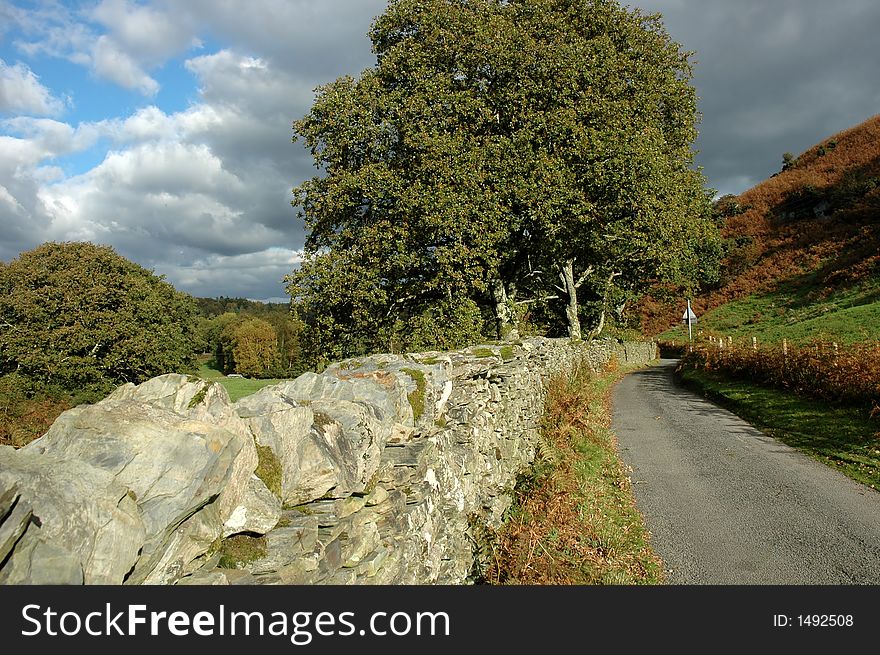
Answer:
[{"xmin": 0, "ymin": 242, "xmax": 302, "ymax": 447}]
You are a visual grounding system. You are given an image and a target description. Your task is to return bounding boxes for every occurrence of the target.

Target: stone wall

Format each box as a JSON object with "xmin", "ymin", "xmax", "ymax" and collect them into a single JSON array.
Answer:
[{"xmin": 0, "ymin": 337, "xmax": 656, "ymax": 585}]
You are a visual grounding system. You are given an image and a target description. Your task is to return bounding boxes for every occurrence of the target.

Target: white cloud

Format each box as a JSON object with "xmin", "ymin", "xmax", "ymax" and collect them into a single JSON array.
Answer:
[
  {"xmin": 5, "ymin": 0, "xmax": 200, "ymax": 97},
  {"xmin": 92, "ymin": 0, "xmax": 198, "ymax": 62},
  {"xmin": 172, "ymin": 0, "xmax": 385, "ymax": 81},
  {"xmin": 2, "ymin": 117, "xmax": 100, "ymax": 157},
  {"xmin": 92, "ymin": 35, "xmax": 160, "ymax": 96},
  {"xmin": 0, "ymin": 183, "xmax": 25, "ymax": 213},
  {"xmin": 185, "ymin": 49, "xmax": 313, "ymax": 115},
  {"xmin": 158, "ymin": 248, "xmax": 303, "ymax": 299},
  {"xmin": 0, "ymin": 59, "xmax": 65, "ymax": 116}
]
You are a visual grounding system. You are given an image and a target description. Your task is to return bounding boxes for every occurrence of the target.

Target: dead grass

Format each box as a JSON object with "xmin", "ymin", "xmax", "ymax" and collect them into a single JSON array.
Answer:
[{"xmin": 484, "ymin": 359, "xmax": 664, "ymax": 585}]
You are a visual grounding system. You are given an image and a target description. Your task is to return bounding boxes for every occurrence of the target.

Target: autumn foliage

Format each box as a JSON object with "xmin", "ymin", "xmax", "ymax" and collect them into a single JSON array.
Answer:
[{"xmin": 678, "ymin": 340, "xmax": 880, "ymax": 413}]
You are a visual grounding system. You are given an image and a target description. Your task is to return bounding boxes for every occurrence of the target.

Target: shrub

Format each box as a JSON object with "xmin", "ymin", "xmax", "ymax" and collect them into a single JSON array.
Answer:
[
  {"xmin": 678, "ymin": 340, "xmax": 880, "ymax": 412},
  {"xmin": 0, "ymin": 373, "xmax": 71, "ymax": 448},
  {"xmin": 0, "ymin": 241, "xmax": 199, "ymax": 396},
  {"xmin": 391, "ymin": 297, "xmax": 486, "ymax": 354}
]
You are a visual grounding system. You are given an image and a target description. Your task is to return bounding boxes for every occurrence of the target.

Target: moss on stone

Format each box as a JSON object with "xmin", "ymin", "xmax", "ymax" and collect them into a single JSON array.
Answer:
[
  {"xmin": 313, "ymin": 411, "xmax": 334, "ymax": 428},
  {"xmin": 254, "ymin": 440, "xmax": 283, "ymax": 499},
  {"xmin": 217, "ymin": 533, "xmax": 267, "ymax": 569},
  {"xmin": 499, "ymin": 345, "xmax": 515, "ymax": 361},
  {"xmin": 400, "ymin": 368, "xmax": 427, "ymax": 422},
  {"xmin": 283, "ymin": 503, "xmax": 316, "ymax": 515},
  {"xmin": 471, "ymin": 347, "xmax": 497, "ymax": 359},
  {"xmin": 187, "ymin": 382, "xmax": 210, "ymax": 408}
]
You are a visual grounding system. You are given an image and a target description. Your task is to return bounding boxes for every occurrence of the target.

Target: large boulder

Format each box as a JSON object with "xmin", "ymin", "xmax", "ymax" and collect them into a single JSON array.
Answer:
[
  {"xmin": 0, "ymin": 446, "xmax": 146, "ymax": 584},
  {"xmin": 16, "ymin": 374, "xmax": 263, "ymax": 585},
  {"xmin": 233, "ymin": 372, "xmax": 410, "ymax": 506}
]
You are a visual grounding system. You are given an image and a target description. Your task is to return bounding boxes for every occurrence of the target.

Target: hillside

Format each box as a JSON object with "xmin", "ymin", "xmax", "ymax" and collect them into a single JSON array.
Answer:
[{"xmin": 645, "ymin": 113, "xmax": 880, "ymax": 343}]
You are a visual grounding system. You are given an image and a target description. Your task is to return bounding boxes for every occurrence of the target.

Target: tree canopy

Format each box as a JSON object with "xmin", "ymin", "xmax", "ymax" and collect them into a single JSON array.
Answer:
[
  {"xmin": 0, "ymin": 241, "xmax": 199, "ymax": 397},
  {"xmin": 288, "ymin": 0, "xmax": 720, "ymax": 357}
]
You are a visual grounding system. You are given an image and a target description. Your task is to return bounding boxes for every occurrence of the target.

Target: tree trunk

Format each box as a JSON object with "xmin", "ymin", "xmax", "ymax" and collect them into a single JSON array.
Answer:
[
  {"xmin": 587, "ymin": 271, "xmax": 621, "ymax": 340},
  {"xmin": 560, "ymin": 259, "xmax": 581, "ymax": 340},
  {"xmin": 491, "ymin": 279, "xmax": 519, "ymax": 340},
  {"xmin": 589, "ymin": 308, "xmax": 606, "ymax": 340}
]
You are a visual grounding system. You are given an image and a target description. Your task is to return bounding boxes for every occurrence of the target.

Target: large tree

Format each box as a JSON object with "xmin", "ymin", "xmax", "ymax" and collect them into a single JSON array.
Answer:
[
  {"xmin": 288, "ymin": 0, "xmax": 719, "ymax": 349},
  {"xmin": 0, "ymin": 242, "xmax": 199, "ymax": 396}
]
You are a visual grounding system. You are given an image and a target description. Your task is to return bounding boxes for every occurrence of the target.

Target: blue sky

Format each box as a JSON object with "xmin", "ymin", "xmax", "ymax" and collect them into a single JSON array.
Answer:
[{"xmin": 2, "ymin": 0, "xmax": 879, "ymax": 301}]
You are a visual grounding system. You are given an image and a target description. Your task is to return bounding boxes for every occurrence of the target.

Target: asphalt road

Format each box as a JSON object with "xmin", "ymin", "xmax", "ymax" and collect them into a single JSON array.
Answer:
[{"xmin": 612, "ymin": 359, "xmax": 880, "ymax": 584}]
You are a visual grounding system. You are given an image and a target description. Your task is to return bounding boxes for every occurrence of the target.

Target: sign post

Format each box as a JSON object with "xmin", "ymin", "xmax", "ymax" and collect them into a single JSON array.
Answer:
[{"xmin": 682, "ymin": 299, "xmax": 698, "ymax": 343}]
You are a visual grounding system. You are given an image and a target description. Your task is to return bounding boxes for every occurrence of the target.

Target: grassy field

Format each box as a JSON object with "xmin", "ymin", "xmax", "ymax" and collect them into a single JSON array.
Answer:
[
  {"xmin": 657, "ymin": 273, "xmax": 880, "ymax": 347},
  {"xmin": 677, "ymin": 367, "xmax": 880, "ymax": 490},
  {"xmin": 486, "ymin": 359, "xmax": 664, "ymax": 585},
  {"xmin": 196, "ymin": 360, "xmax": 288, "ymax": 402}
]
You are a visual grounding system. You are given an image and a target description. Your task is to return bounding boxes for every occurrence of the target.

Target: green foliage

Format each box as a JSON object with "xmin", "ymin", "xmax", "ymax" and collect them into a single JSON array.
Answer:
[
  {"xmin": 288, "ymin": 0, "xmax": 719, "ymax": 353},
  {"xmin": 391, "ymin": 297, "xmax": 485, "ymax": 354},
  {"xmin": 0, "ymin": 241, "xmax": 199, "ymax": 397},
  {"xmin": 195, "ymin": 297, "xmax": 290, "ymax": 318},
  {"xmin": 205, "ymin": 311, "xmax": 305, "ymax": 378}
]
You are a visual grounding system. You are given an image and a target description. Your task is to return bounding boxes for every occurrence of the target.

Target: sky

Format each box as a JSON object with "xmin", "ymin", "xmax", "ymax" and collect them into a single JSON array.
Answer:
[{"xmin": 1, "ymin": 1, "xmax": 878, "ymax": 302}]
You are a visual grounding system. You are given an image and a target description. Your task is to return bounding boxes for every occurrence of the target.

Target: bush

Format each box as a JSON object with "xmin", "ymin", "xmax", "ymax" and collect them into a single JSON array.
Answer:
[
  {"xmin": 678, "ymin": 340, "xmax": 880, "ymax": 412},
  {"xmin": 0, "ymin": 241, "xmax": 199, "ymax": 396},
  {"xmin": 0, "ymin": 373, "xmax": 71, "ymax": 448}
]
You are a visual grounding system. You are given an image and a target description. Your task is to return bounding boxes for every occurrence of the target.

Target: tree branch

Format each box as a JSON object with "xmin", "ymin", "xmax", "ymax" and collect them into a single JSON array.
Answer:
[
  {"xmin": 574, "ymin": 265, "xmax": 595, "ymax": 289},
  {"xmin": 515, "ymin": 295, "xmax": 559, "ymax": 306}
]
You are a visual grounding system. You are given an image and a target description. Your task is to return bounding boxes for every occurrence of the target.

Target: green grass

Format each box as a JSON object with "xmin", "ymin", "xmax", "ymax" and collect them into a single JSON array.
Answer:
[
  {"xmin": 196, "ymin": 361, "xmax": 286, "ymax": 402},
  {"xmin": 677, "ymin": 367, "xmax": 880, "ymax": 490},
  {"xmin": 658, "ymin": 272, "xmax": 880, "ymax": 346}
]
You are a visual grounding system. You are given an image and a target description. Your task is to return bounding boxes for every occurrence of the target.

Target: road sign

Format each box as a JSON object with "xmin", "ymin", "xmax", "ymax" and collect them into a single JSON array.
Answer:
[{"xmin": 682, "ymin": 299, "xmax": 697, "ymax": 342}]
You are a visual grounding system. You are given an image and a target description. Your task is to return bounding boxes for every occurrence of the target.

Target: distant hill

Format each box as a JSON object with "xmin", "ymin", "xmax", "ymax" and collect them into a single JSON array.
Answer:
[{"xmin": 644, "ymin": 113, "xmax": 880, "ymax": 344}]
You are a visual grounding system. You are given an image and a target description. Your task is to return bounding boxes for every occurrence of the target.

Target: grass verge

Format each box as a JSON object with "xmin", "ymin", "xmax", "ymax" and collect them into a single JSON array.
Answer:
[
  {"xmin": 485, "ymin": 358, "xmax": 664, "ymax": 585},
  {"xmin": 676, "ymin": 366, "xmax": 880, "ymax": 490}
]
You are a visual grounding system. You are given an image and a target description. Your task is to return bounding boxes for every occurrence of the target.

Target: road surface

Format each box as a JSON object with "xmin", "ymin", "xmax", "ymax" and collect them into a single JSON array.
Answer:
[{"xmin": 612, "ymin": 359, "xmax": 880, "ymax": 584}]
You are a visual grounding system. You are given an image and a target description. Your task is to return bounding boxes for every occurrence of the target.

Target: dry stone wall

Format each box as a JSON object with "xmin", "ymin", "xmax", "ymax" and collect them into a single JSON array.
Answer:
[{"xmin": 0, "ymin": 337, "xmax": 656, "ymax": 585}]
